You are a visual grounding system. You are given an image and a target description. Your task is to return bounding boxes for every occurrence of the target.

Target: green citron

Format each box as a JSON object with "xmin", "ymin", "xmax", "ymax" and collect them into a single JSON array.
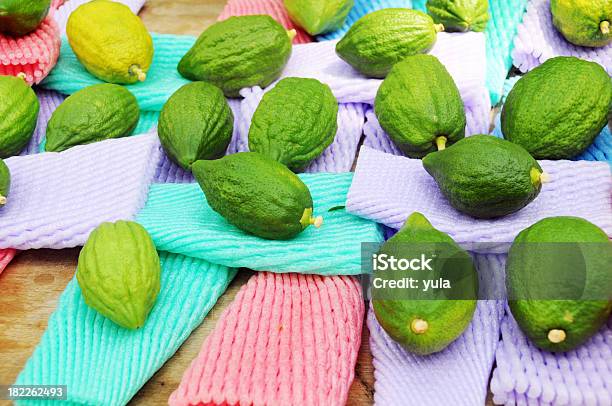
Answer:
[
  {"xmin": 158, "ymin": 82, "xmax": 233, "ymax": 170},
  {"xmin": 423, "ymin": 135, "xmax": 545, "ymax": 219},
  {"xmin": 45, "ymin": 84, "xmax": 140, "ymax": 152},
  {"xmin": 248, "ymin": 77, "xmax": 338, "ymax": 171},
  {"xmin": 0, "ymin": 159, "xmax": 10, "ymax": 207},
  {"xmin": 67, "ymin": 0, "xmax": 154, "ymax": 84},
  {"xmin": 0, "ymin": 75, "xmax": 39, "ymax": 158},
  {"xmin": 0, "ymin": 0, "xmax": 51, "ymax": 36},
  {"xmin": 178, "ymin": 15, "xmax": 293, "ymax": 98},
  {"xmin": 427, "ymin": 0, "xmax": 489, "ymax": 32},
  {"xmin": 336, "ymin": 9, "xmax": 444, "ymax": 78},
  {"xmin": 192, "ymin": 152, "xmax": 323, "ymax": 240},
  {"xmin": 502, "ymin": 56, "xmax": 612, "ymax": 159},
  {"xmin": 375, "ymin": 54, "xmax": 466, "ymax": 158},
  {"xmin": 551, "ymin": 0, "xmax": 612, "ymax": 47},
  {"xmin": 77, "ymin": 221, "xmax": 161, "ymax": 330},
  {"xmin": 284, "ymin": 0, "xmax": 353, "ymax": 35},
  {"xmin": 372, "ymin": 212, "xmax": 478, "ymax": 356},
  {"xmin": 507, "ymin": 217, "xmax": 612, "ymax": 352}
]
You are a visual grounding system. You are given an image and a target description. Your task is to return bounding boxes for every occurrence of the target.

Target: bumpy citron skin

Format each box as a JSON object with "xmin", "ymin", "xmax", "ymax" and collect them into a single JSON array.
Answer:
[
  {"xmin": 192, "ymin": 152, "xmax": 321, "ymax": 240},
  {"xmin": 336, "ymin": 9, "xmax": 443, "ymax": 78},
  {"xmin": 0, "ymin": 75, "xmax": 39, "ymax": 158},
  {"xmin": 423, "ymin": 135, "xmax": 543, "ymax": 219},
  {"xmin": 45, "ymin": 84, "xmax": 140, "ymax": 152},
  {"xmin": 506, "ymin": 217, "xmax": 612, "ymax": 352},
  {"xmin": 551, "ymin": 0, "xmax": 612, "ymax": 47},
  {"xmin": 248, "ymin": 77, "xmax": 338, "ymax": 171},
  {"xmin": 178, "ymin": 15, "xmax": 292, "ymax": 98},
  {"xmin": 0, "ymin": 159, "xmax": 10, "ymax": 207},
  {"xmin": 0, "ymin": 0, "xmax": 51, "ymax": 36},
  {"xmin": 77, "ymin": 221, "xmax": 161, "ymax": 330},
  {"xmin": 158, "ymin": 82, "xmax": 233, "ymax": 171},
  {"xmin": 373, "ymin": 212, "xmax": 478, "ymax": 356},
  {"xmin": 375, "ymin": 54, "xmax": 465, "ymax": 158},
  {"xmin": 502, "ymin": 57, "xmax": 612, "ymax": 159},
  {"xmin": 284, "ymin": 0, "xmax": 353, "ymax": 35},
  {"xmin": 427, "ymin": 0, "xmax": 489, "ymax": 32},
  {"xmin": 67, "ymin": 0, "xmax": 154, "ymax": 84}
]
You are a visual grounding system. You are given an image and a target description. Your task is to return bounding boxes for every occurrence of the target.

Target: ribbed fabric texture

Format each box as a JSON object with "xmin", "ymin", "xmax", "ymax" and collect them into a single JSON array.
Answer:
[
  {"xmin": 346, "ymin": 146, "xmax": 612, "ymax": 249},
  {"xmin": 169, "ymin": 271, "xmax": 364, "ymax": 406},
  {"xmin": 0, "ymin": 17, "xmax": 61, "ymax": 85},
  {"xmin": 217, "ymin": 0, "xmax": 312, "ymax": 44},
  {"xmin": 512, "ymin": 0, "xmax": 612, "ymax": 74},
  {"xmin": 0, "ymin": 248, "xmax": 17, "ymax": 275},
  {"xmin": 316, "ymin": 0, "xmax": 413, "ymax": 41},
  {"xmin": 369, "ymin": 254, "xmax": 505, "ymax": 406},
  {"xmin": 15, "ymin": 251, "xmax": 236, "ymax": 406},
  {"xmin": 491, "ymin": 77, "xmax": 612, "ymax": 167},
  {"xmin": 21, "ymin": 89, "xmax": 65, "ymax": 155},
  {"xmin": 0, "ymin": 135, "xmax": 160, "ymax": 250},
  {"xmin": 53, "ymin": 0, "xmax": 146, "ymax": 35},
  {"xmin": 491, "ymin": 307, "xmax": 612, "ymax": 405},
  {"xmin": 136, "ymin": 174, "xmax": 383, "ymax": 275}
]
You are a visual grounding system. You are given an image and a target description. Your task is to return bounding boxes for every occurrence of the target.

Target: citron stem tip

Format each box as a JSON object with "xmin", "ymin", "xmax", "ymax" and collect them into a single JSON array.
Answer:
[
  {"xmin": 411, "ymin": 318, "xmax": 429, "ymax": 334},
  {"xmin": 548, "ymin": 329, "xmax": 566, "ymax": 344}
]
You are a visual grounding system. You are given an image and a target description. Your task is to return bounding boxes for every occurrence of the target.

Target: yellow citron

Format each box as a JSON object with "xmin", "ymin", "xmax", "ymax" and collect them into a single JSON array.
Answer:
[{"xmin": 67, "ymin": 0, "xmax": 154, "ymax": 84}]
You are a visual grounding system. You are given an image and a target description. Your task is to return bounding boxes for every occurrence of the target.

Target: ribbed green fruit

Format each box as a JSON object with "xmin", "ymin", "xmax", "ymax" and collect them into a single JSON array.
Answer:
[
  {"xmin": 192, "ymin": 152, "xmax": 323, "ymax": 240},
  {"xmin": 0, "ymin": 159, "xmax": 10, "ymax": 207},
  {"xmin": 0, "ymin": 0, "xmax": 51, "ymax": 36},
  {"xmin": 77, "ymin": 221, "xmax": 161, "ymax": 330},
  {"xmin": 375, "ymin": 54, "xmax": 466, "ymax": 158},
  {"xmin": 178, "ymin": 15, "xmax": 293, "ymax": 97},
  {"xmin": 0, "ymin": 75, "xmax": 39, "ymax": 158},
  {"xmin": 284, "ymin": 0, "xmax": 353, "ymax": 35},
  {"xmin": 551, "ymin": 0, "xmax": 612, "ymax": 47},
  {"xmin": 507, "ymin": 217, "xmax": 612, "ymax": 352},
  {"xmin": 373, "ymin": 212, "xmax": 478, "ymax": 355},
  {"xmin": 427, "ymin": 0, "xmax": 489, "ymax": 32},
  {"xmin": 45, "ymin": 84, "xmax": 139, "ymax": 152},
  {"xmin": 248, "ymin": 77, "xmax": 338, "ymax": 171},
  {"xmin": 158, "ymin": 82, "xmax": 233, "ymax": 170},
  {"xmin": 502, "ymin": 57, "xmax": 612, "ymax": 159},
  {"xmin": 423, "ymin": 135, "xmax": 545, "ymax": 219},
  {"xmin": 336, "ymin": 8, "xmax": 444, "ymax": 78}
]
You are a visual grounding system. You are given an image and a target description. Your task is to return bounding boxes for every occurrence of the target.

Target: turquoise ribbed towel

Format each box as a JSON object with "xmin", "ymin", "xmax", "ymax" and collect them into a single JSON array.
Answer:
[
  {"xmin": 15, "ymin": 251, "xmax": 236, "ymax": 406},
  {"xmin": 136, "ymin": 173, "xmax": 384, "ymax": 275}
]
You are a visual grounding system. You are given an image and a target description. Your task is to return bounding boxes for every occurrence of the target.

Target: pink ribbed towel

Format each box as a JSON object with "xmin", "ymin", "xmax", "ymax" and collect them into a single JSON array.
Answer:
[
  {"xmin": 0, "ymin": 16, "xmax": 61, "ymax": 84},
  {"xmin": 169, "ymin": 272, "xmax": 364, "ymax": 406},
  {"xmin": 218, "ymin": 0, "xmax": 312, "ymax": 44},
  {"xmin": 0, "ymin": 249, "xmax": 17, "ymax": 275}
]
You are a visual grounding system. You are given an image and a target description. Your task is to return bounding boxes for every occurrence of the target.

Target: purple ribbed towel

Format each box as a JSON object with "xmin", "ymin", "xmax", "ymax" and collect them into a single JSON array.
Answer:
[
  {"xmin": 369, "ymin": 254, "xmax": 506, "ymax": 406},
  {"xmin": 491, "ymin": 307, "xmax": 612, "ymax": 405},
  {"xmin": 346, "ymin": 146, "xmax": 612, "ymax": 249},
  {"xmin": 0, "ymin": 135, "xmax": 160, "ymax": 249},
  {"xmin": 512, "ymin": 0, "xmax": 612, "ymax": 74},
  {"xmin": 22, "ymin": 89, "xmax": 65, "ymax": 155}
]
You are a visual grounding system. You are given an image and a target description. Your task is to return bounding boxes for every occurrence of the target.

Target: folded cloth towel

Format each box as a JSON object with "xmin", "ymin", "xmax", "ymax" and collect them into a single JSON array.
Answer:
[
  {"xmin": 136, "ymin": 174, "xmax": 383, "ymax": 275},
  {"xmin": 53, "ymin": 0, "xmax": 146, "ymax": 34},
  {"xmin": 316, "ymin": 0, "xmax": 413, "ymax": 41},
  {"xmin": 491, "ymin": 307, "xmax": 612, "ymax": 405},
  {"xmin": 0, "ymin": 17, "xmax": 61, "ymax": 85},
  {"xmin": 369, "ymin": 254, "xmax": 505, "ymax": 406},
  {"xmin": 169, "ymin": 271, "xmax": 363, "ymax": 406},
  {"xmin": 491, "ymin": 77, "xmax": 612, "ymax": 167},
  {"xmin": 346, "ymin": 146, "xmax": 612, "ymax": 250},
  {"xmin": 0, "ymin": 249, "xmax": 17, "ymax": 275},
  {"xmin": 15, "ymin": 252, "xmax": 236, "ymax": 406},
  {"xmin": 228, "ymin": 86, "xmax": 366, "ymax": 173},
  {"xmin": 0, "ymin": 135, "xmax": 160, "ymax": 250},
  {"xmin": 512, "ymin": 0, "xmax": 612, "ymax": 75},
  {"xmin": 218, "ymin": 0, "xmax": 312, "ymax": 44}
]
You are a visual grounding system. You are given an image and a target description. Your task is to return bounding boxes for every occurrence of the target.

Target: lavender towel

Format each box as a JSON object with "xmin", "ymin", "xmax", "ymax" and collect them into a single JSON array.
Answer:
[
  {"xmin": 491, "ymin": 308, "xmax": 612, "ymax": 405},
  {"xmin": 22, "ymin": 88, "xmax": 65, "ymax": 156},
  {"xmin": 0, "ymin": 135, "xmax": 160, "ymax": 250},
  {"xmin": 369, "ymin": 254, "xmax": 505, "ymax": 406},
  {"xmin": 346, "ymin": 146, "xmax": 612, "ymax": 250},
  {"xmin": 512, "ymin": 0, "xmax": 612, "ymax": 75}
]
